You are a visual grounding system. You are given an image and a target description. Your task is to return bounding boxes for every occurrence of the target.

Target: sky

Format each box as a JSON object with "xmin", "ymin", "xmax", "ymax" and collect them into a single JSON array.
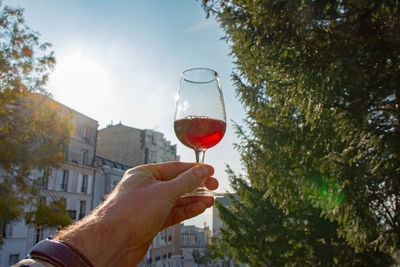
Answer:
[{"xmin": 4, "ymin": 0, "xmax": 246, "ymax": 228}]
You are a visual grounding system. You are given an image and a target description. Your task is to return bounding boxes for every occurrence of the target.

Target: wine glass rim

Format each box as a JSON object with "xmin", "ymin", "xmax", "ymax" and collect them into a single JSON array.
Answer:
[{"xmin": 181, "ymin": 68, "xmax": 219, "ymax": 84}]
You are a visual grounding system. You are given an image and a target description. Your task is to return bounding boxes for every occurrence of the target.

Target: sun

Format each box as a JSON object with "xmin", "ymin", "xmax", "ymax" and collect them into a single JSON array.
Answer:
[{"xmin": 48, "ymin": 50, "xmax": 112, "ymax": 116}]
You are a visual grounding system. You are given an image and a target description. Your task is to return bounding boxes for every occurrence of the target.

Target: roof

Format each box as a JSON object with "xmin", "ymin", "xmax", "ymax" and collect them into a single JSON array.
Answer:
[{"xmin": 95, "ymin": 155, "xmax": 132, "ymax": 171}]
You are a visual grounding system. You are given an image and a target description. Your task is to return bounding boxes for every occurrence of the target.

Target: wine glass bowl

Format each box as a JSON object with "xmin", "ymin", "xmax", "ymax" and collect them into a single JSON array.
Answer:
[{"xmin": 174, "ymin": 68, "xmax": 226, "ymax": 196}]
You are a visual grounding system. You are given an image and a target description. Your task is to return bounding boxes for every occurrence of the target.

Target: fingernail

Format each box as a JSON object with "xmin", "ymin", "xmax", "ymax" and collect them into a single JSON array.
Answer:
[{"xmin": 193, "ymin": 165, "xmax": 209, "ymax": 180}]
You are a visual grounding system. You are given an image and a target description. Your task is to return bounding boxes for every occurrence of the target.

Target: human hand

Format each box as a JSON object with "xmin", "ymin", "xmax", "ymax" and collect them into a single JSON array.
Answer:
[{"xmin": 56, "ymin": 162, "xmax": 218, "ymax": 267}]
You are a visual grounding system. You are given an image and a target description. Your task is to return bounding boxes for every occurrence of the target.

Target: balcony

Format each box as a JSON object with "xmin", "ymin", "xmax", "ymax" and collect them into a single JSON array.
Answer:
[{"xmin": 65, "ymin": 151, "xmax": 94, "ymax": 167}]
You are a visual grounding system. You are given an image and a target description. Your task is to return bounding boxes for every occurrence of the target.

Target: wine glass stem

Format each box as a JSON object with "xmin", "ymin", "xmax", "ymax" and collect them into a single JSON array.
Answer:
[{"xmin": 195, "ymin": 149, "xmax": 206, "ymax": 163}]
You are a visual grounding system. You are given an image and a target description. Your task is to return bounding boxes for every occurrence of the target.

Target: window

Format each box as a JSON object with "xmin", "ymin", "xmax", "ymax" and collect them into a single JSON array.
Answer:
[
  {"xmin": 8, "ymin": 254, "xmax": 19, "ymax": 265},
  {"xmin": 81, "ymin": 175, "xmax": 88, "ymax": 193},
  {"xmin": 150, "ymin": 151, "xmax": 157, "ymax": 163},
  {"xmin": 83, "ymin": 126, "xmax": 91, "ymax": 142},
  {"xmin": 35, "ymin": 228, "xmax": 43, "ymax": 244},
  {"xmin": 79, "ymin": 201, "xmax": 86, "ymax": 219},
  {"xmin": 61, "ymin": 170, "xmax": 69, "ymax": 191},
  {"xmin": 182, "ymin": 233, "xmax": 196, "ymax": 246},
  {"xmin": 38, "ymin": 168, "xmax": 49, "ymax": 189},
  {"xmin": 67, "ymin": 210, "xmax": 77, "ymax": 220},
  {"xmin": 81, "ymin": 150, "xmax": 88, "ymax": 165},
  {"xmin": 40, "ymin": 176, "xmax": 49, "ymax": 189},
  {"xmin": 2, "ymin": 222, "xmax": 12, "ymax": 238},
  {"xmin": 39, "ymin": 196, "xmax": 46, "ymax": 204}
]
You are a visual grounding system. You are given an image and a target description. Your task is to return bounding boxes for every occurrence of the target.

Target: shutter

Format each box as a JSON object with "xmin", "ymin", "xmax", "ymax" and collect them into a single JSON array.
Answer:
[
  {"xmin": 67, "ymin": 170, "xmax": 72, "ymax": 192},
  {"xmin": 48, "ymin": 168, "xmax": 56, "ymax": 190},
  {"xmin": 77, "ymin": 174, "xmax": 83, "ymax": 193},
  {"xmin": 87, "ymin": 175, "xmax": 93, "ymax": 195},
  {"xmin": 55, "ymin": 169, "xmax": 61, "ymax": 190}
]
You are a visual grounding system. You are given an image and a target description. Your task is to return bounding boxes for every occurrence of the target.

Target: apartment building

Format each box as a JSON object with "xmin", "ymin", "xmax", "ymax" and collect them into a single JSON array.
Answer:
[
  {"xmin": 96, "ymin": 123, "xmax": 180, "ymax": 167},
  {"xmin": 212, "ymin": 194, "xmax": 246, "ymax": 267},
  {"xmin": 212, "ymin": 194, "xmax": 233, "ymax": 239},
  {"xmin": 96, "ymin": 123, "xmax": 184, "ymax": 267},
  {"xmin": 0, "ymin": 99, "xmax": 98, "ymax": 267},
  {"xmin": 180, "ymin": 225, "xmax": 211, "ymax": 267},
  {"xmin": 138, "ymin": 223, "xmax": 212, "ymax": 267},
  {"xmin": 0, "ymin": 103, "xmax": 182, "ymax": 267},
  {"xmin": 92, "ymin": 155, "xmax": 131, "ymax": 208},
  {"xmin": 140, "ymin": 224, "xmax": 182, "ymax": 267}
]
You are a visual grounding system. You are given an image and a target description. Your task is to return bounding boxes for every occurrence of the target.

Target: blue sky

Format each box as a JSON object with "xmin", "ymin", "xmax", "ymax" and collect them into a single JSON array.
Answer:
[{"xmin": 4, "ymin": 0, "xmax": 245, "ymax": 228}]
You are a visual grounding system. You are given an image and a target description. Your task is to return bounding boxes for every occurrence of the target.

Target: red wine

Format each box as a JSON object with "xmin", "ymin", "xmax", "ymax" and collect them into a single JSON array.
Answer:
[{"xmin": 174, "ymin": 116, "xmax": 226, "ymax": 150}]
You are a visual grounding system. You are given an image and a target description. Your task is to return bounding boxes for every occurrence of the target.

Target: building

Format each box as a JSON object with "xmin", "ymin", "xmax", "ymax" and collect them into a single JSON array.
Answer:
[
  {"xmin": 138, "ymin": 223, "xmax": 212, "ymax": 267},
  {"xmin": 212, "ymin": 194, "xmax": 233, "ymax": 239},
  {"xmin": 0, "ymin": 99, "xmax": 99, "ymax": 267},
  {"xmin": 140, "ymin": 224, "xmax": 182, "ymax": 267},
  {"xmin": 95, "ymin": 123, "xmax": 184, "ymax": 267},
  {"xmin": 96, "ymin": 123, "xmax": 180, "ymax": 167},
  {"xmin": 180, "ymin": 224, "xmax": 211, "ymax": 267},
  {"xmin": 0, "ymin": 102, "xmax": 182, "ymax": 266},
  {"xmin": 92, "ymin": 156, "xmax": 131, "ymax": 208},
  {"xmin": 212, "ymin": 194, "xmax": 247, "ymax": 267}
]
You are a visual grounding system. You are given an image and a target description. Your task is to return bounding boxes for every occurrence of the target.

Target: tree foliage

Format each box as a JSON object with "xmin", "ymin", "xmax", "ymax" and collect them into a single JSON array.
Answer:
[
  {"xmin": 202, "ymin": 0, "xmax": 400, "ymax": 260},
  {"xmin": 212, "ymin": 168, "xmax": 393, "ymax": 266},
  {"xmin": 0, "ymin": 3, "xmax": 72, "ymax": 240},
  {"xmin": 25, "ymin": 198, "xmax": 71, "ymax": 228}
]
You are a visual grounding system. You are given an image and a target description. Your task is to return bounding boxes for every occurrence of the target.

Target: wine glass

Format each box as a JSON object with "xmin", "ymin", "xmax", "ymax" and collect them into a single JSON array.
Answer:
[{"xmin": 174, "ymin": 68, "xmax": 226, "ymax": 196}]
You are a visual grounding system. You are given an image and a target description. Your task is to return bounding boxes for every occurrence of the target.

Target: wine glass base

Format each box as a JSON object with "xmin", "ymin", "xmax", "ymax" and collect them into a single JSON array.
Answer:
[{"xmin": 184, "ymin": 186, "xmax": 213, "ymax": 197}]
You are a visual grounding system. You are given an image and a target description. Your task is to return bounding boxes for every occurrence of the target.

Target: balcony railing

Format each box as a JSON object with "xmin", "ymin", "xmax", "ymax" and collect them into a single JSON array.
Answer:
[{"xmin": 65, "ymin": 151, "xmax": 94, "ymax": 167}]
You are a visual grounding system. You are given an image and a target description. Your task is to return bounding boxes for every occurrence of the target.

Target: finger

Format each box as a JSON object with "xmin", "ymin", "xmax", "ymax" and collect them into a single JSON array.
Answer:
[
  {"xmin": 162, "ymin": 202, "xmax": 208, "ymax": 229},
  {"xmin": 155, "ymin": 162, "xmax": 196, "ymax": 181},
  {"xmin": 204, "ymin": 177, "xmax": 219, "ymax": 191},
  {"xmin": 173, "ymin": 196, "xmax": 214, "ymax": 208},
  {"xmin": 165, "ymin": 164, "xmax": 214, "ymax": 197},
  {"xmin": 132, "ymin": 162, "xmax": 196, "ymax": 181},
  {"xmin": 153, "ymin": 161, "xmax": 214, "ymax": 181}
]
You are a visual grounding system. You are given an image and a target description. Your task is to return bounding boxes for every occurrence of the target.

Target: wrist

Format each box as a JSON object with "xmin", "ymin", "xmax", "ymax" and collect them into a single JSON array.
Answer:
[
  {"xmin": 55, "ymin": 211, "xmax": 125, "ymax": 267},
  {"xmin": 27, "ymin": 239, "xmax": 93, "ymax": 267}
]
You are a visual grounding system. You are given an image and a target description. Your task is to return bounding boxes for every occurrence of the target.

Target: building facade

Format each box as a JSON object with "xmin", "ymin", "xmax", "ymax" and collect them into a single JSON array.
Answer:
[
  {"xmin": 212, "ymin": 194, "xmax": 233, "ymax": 239},
  {"xmin": 96, "ymin": 123, "xmax": 180, "ymax": 167},
  {"xmin": 139, "ymin": 224, "xmax": 183, "ymax": 267},
  {"xmin": 0, "ymin": 104, "xmax": 183, "ymax": 267},
  {"xmin": 180, "ymin": 225, "xmax": 211, "ymax": 267},
  {"xmin": 0, "ymin": 101, "xmax": 99, "ymax": 267},
  {"xmin": 95, "ymin": 123, "xmax": 184, "ymax": 267},
  {"xmin": 212, "ymin": 194, "xmax": 247, "ymax": 267},
  {"xmin": 92, "ymin": 155, "xmax": 131, "ymax": 208}
]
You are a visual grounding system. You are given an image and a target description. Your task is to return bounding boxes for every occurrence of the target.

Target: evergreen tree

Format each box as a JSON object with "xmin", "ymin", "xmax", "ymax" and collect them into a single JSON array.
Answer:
[
  {"xmin": 202, "ymin": 0, "xmax": 400, "ymax": 260},
  {"xmin": 212, "ymin": 168, "xmax": 393, "ymax": 266}
]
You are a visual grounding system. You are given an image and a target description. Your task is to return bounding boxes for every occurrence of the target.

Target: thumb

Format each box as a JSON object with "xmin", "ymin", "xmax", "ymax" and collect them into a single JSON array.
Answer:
[{"xmin": 166, "ymin": 164, "xmax": 213, "ymax": 197}]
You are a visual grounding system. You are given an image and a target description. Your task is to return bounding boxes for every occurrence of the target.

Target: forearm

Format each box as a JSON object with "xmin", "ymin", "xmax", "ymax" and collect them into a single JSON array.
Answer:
[
  {"xmin": 54, "ymin": 202, "xmax": 126, "ymax": 267},
  {"xmin": 15, "ymin": 163, "xmax": 215, "ymax": 267}
]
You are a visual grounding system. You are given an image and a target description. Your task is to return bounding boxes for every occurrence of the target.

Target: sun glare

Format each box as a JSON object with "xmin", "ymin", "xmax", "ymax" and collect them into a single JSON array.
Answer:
[{"xmin": 48, "ymin": 51, "xmax": 112, "ymax": 115}]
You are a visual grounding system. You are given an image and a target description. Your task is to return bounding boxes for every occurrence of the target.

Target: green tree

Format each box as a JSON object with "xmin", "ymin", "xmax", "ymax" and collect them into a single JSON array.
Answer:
[
  {"xmin": 202, "ymin": 0, "xmax": 399, "ymax": 259},
  {"xmin": 213, "ymin": 168, "xmax": 393, "ymax": 266},
  {"xmin": 204, "ymin": 236, "xmax": 234, "ymax": 266},
  {"xmin": 0, "ymin": 3, "xmax": 72, "ymax": 242},
  {"xmin": 193, "ymin": 246, "xmax": 217, "ymax": 266}
]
